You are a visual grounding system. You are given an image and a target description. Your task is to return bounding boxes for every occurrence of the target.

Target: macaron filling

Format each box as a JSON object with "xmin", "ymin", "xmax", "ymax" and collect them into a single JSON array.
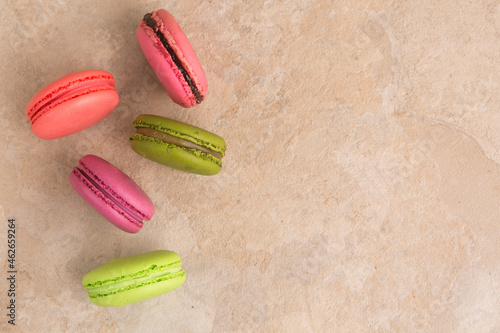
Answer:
[
  {"xmin": 75, "ymin": 166, "xmax": 144, "ymax": 225},
  {"xmin": 85, "ymin": 263, "xmax": 185, "ymax": 298},
  {"xmin": 143, "ymin": 12, "xmax": 203, "ymax": 104},
  {"xmin": 135, "ymin": 127, "xmax": 223, "ymax": 159},
  {"xmin": 29, "ymin": 78, "xmax": 114, "ymax": 125}
]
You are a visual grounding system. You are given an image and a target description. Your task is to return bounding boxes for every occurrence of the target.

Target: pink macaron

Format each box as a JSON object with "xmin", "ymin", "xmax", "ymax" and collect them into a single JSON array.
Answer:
[
  {"xmin": 137, "ymin": 9, "xmax": 207, "ymax": 108},
  {"xmin": 69, "ymin": 155, "xmax": 154, "ymax": 233},
  {"xmin": 26, "ymin": 70, "xmax": 119, "ymax": 140}
]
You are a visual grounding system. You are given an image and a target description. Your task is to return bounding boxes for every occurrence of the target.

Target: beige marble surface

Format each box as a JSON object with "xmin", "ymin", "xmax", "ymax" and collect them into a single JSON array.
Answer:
[{"xmin": 1, "ymin": 0, "xmax": 499, "ymax": 332}]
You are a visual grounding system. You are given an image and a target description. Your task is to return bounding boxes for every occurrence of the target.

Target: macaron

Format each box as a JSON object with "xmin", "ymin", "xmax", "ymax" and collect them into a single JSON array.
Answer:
[
  {"xmin": 136, "ymin": 9, "xmax": 207, "ymax": 108},
  {"xmin": 26, "ymin": 70, "xmax": 119, "ymax": 140},
  {"xmin": 83, "ymin": 250, "xmax": 186, "ymax": 307},
  {"xmin": 69, "ymin": 154, "xmax": 154, "ymax": 233},
  {"xmin": 129, "ymin": 114, "xmax": 226, "ymax": 176}
]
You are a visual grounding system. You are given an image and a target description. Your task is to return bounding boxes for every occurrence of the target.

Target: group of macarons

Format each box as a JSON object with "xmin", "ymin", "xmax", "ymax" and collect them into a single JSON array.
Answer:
[{"xmin": 26, "ymin": 9, "xmax": 226, "ymax": 307}]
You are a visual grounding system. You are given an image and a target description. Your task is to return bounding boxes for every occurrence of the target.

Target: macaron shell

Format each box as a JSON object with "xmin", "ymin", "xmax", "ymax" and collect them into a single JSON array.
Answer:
[
  {"xmin": 130, "ymin": 134, "xmax": 222, "ymax": 175},
  {"xmin": 83, "ymin": 251, "xmax": 181, "ymax": 283},
  {"xmin": 26, "ymin": 70, "xmax": 115, "ymax": 117},
  {"xmin": 88, "ymin": 273, "xmax": 186, "ymax": 307},
  {"xmin": 155, "ymin": 9, "xmax": 207, "ymax": 96},
  {"xmin": 137, "ymin": 25, "xmax": 192, "ymax": 107},
  {"xmin": 69, "ymin": 169, "xmax": 143, "ymax": 233},
  {"xmin": 134, "ymin": 114, "xmax": 226, "ymax": 155},
  {"xmin": 69, "ymin": 155, "xmax": 154, "ymax": 233},
  {"xmin": 83, "ymin": 250, "xmax": 186, "ymax": 307},
  {"xmin": 32, "ymin": 89, "xmax": 118, "ymax": 140},
  {"xmin": 136, "ymin": 10, "xmax": 207, "ymax": 107},
  {"xmin": 26, "ymin": 70, "xmax": 119, "ymax": 140},
  {"xmin": 78, "ymin": 155, "xmax": 155, "ymax": 221}
]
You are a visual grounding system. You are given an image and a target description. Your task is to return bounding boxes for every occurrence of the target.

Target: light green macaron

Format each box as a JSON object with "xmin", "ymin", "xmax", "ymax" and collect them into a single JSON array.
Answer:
[
  {"xmin": 129, "ymin": 114, "xmax": 226, "ymax": 176},
  {"xmin": 82, "ymin": 250, "xmax": 186, "ymax": 307}
]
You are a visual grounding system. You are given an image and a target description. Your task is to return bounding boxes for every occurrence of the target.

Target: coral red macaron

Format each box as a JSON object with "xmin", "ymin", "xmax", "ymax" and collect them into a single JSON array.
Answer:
[
  {"xmin": 69, "ymin": 155, "xmax": 154, "ymax": 233},
  {"xmin": 137, "ymin": 9, "xmax": 207, "ymax": 108},
  {"xmin": 26, "ymin": 70, "xmax": 119, "ymax": 140}
]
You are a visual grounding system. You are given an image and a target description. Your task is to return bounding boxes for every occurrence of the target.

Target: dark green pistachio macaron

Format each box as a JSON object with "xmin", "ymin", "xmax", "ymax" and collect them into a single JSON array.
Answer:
[{"xmin": 130, "ymin": 114, "xmax": 226, "ymax": 175}]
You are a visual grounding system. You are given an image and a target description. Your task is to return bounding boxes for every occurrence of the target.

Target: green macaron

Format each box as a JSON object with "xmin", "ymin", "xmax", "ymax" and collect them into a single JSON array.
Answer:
[
  {"xmin": 129, "ymin": 114, "xmax": 226, "ymax": 176},
  {"xmin": 82, "ymin": 250, "xmax": 186, "ymax": 307}
]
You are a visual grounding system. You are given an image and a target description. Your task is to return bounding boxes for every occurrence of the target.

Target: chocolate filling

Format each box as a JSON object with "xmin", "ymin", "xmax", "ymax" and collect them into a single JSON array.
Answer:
[{"xmin": 144, "ymin": 13, "xmax": 203, "ymax": 104}]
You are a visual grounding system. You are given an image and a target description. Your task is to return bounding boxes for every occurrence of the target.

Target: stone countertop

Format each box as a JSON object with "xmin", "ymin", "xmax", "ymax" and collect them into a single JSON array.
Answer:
[{"xmin": 1, "ymin": 0, "xmax": 499, "ymax": 332}]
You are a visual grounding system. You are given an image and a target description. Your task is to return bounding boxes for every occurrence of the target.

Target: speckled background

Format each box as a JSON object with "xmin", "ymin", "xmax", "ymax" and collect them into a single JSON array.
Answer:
[{"xmin": 1, "ymin": 0, "xmax": 500, "ymax": 332}]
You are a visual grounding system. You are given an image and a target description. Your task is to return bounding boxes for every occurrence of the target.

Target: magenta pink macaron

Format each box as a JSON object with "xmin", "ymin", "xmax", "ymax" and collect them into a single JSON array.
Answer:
[
  {"xmin": 69, "ymin": 155, "xmax": 154, "ymax": 233},
  {"xmin": 26, "ymin": 70, "xmax": 119, "ymax": 140},
  {"xmin": 136, "ymin": 9, "xmax": 207, "ymax": 108}
]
